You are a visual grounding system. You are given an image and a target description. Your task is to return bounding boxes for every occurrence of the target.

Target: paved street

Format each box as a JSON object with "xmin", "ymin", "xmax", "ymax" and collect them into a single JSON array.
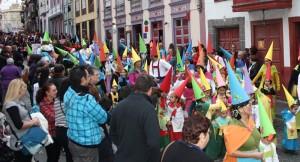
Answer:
[{"xmin": 33, "ymin": 101, "xmax": 300, "ymax": 162}]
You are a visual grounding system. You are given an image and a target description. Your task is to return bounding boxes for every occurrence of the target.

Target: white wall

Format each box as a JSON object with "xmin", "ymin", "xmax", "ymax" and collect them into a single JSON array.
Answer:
[{"xmin": 205, "ymin": 0, "xmax": 300, "ymax": 68}]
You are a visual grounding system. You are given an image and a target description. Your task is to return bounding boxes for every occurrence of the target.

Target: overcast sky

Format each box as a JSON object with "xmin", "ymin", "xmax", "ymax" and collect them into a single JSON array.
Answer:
[{"xmin": 0, "ymin": 0, "xmax": 21, "ymax": 11}]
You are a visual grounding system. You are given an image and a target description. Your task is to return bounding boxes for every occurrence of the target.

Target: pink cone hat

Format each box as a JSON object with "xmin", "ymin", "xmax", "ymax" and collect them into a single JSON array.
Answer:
[{"xmin": 216, "ymin": 66, "xmax": 226, "ymax": 88}]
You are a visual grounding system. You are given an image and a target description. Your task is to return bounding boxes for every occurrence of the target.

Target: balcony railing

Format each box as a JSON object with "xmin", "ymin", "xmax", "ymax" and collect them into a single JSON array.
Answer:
[
  {"xmin": 48, "ymin": 4, "xmax": 63, "ymax": 18},
  {"xmin": 232, "ymin": 0, "xmax": 292, "ymax": 12}
]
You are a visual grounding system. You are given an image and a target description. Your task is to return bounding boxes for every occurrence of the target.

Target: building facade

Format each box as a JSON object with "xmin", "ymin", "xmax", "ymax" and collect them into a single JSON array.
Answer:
[
  {"xmin": 100, "ymin": 0, "xmax": 203, "ymax": 51},
  {"xmin": 0, "ymin": 3, "xmax": 23, "ymax": 33},
  {"xmin": 38, "ymin": 0, "xmax": 50, "ymax": 33},
  {"xmin": 63, "ymin": 0, "xmax": 75, "ymax": 37},
  {"xmin": 21, "ymin": 0, "xmax": 39, "ymax": 33},
  {"xmin": 48, "ymin": 0, "xmax": 64, "ymax": 38}
]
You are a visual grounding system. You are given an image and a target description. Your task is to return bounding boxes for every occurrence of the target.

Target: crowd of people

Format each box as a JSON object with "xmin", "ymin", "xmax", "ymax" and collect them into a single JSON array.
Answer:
[{"xmin": 0, "ymin": 31, "xmax": 299, "ymax": 162}]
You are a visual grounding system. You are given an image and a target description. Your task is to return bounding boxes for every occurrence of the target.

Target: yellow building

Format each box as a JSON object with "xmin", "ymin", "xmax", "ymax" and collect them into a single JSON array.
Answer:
[{"xmin": 74, "ymin": 0, "xmax": 100, "ymax": 44}]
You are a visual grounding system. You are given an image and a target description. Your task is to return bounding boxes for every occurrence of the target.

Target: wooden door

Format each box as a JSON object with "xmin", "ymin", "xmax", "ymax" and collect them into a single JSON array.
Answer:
[{"xmin": 218, "ymin": 27, "xmax": 240, "ymax": 50}]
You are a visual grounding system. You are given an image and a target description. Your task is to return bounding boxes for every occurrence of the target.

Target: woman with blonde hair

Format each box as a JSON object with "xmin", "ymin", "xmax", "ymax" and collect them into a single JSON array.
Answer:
[{"xmin": 2, "ymin": 79, "xmax": 40, "ymax": 162}]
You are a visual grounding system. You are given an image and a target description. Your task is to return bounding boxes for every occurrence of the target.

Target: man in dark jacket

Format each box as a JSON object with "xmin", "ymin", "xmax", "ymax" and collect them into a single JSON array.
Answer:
[{"xmin": 110, "ymin": 74, "xmax": 160, "ymax": 162}]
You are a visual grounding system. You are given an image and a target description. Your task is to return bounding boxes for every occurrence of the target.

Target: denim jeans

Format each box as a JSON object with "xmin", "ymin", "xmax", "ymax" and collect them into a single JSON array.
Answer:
[{"xmin": 68, "ymin": 140, "xmax": 99, "ymax": 162}]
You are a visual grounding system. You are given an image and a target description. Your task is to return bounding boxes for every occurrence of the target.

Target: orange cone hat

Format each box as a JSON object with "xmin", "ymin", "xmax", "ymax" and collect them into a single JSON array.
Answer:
[
  {"xmin": 207, "ymin": 34, "xmax": 213, "ymax": 54},
  {"xmin": 100, "ymin": 44, "xmax": 107, "ymax": 62},
  {"xmin": 64, "ymin": 46, "xmax": 73, "ymax": 52},
  {"xmin": 151, "ymin": 38, "xmax": 158, "ymax": 57}
]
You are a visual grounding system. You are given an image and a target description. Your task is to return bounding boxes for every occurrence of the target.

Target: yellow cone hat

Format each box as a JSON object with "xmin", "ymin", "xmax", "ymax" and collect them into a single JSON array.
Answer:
[
  {"xmin": 220, "ymin": 99, "xmax": 228, "ymax": 112},
  {"xmin": 131, "ymin": 47, "xmax": 141, "ymax": 65},
  {"xmin": 207, "ymin": 55, "xmax": 224, "ymax": 69},
  {"xmin": 123, "ymin": 48, "xmax": 128, "ymax": 57},
  {"xmin": 199, "ymin": 69, "xmax": 211, "ymax": 91},
  {"xmin": 103, "ymin": 43, "xmax": 109, "ymax": 53},
  {"xmin": 112, "ymin": 79, "xmax": 118, "ymax": 87},
  {"xmin": 282, "ymin": 84, "xmax": 297, "ymax": 107},
  {"xmin": 265, "ymin": 41, "xmax": 274, "ymax": 61}
]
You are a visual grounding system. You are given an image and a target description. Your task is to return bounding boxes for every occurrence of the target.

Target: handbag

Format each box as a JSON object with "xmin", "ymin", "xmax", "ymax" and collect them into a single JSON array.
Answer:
[{"xmin": 19, "ymin": 126, "xmax": 48, "ymax": 155}]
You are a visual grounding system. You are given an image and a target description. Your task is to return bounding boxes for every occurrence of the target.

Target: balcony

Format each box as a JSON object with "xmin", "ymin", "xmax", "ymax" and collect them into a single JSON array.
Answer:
[
  {"xmin": 48, "ymin": 4, "xmax": 63, "ymax": 19},
  {"xmin": 232, "ymin": 0, "xmax": 292, "ymax": 12}
]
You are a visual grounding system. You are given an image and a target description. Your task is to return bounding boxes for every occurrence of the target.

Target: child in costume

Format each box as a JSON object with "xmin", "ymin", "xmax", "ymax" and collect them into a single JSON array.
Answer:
[
  {"xmin": 166, "ymin": 76, "xmax": 189, "ymax": 141},
  {"xmin": 257, "ymin": 93, "xmax": 279, "ymax": 162},
  {"xmin": 281, "ymin": 85, "xmax": 300, "ymax": 153},
  {"xmin": 108, "ymin": 80, "xmax": 119, "ymax": 108}
]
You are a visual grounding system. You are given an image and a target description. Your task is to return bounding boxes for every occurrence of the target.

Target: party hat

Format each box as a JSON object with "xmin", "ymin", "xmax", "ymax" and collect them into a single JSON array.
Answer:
[
  {"xmin": 257, "ymin": 95, "xmax": 276, "ymax": 138},
  {"xmin": 131, "ymin": 47, "xmax": 141, "ymax": 65},
  {"xmin": 186, "ymin": 40, "xmax": 193, "ymax": 56},
  {"xmin": 226, "ymin": 62, "xmax": 250, "ymax": 105},
  {"xmin": 181, "ymin": 50, "xmax": 186, "ymax": 64},
  {"xmin": 99, "ymin": 44, "xmax": 107, "ymax": 62},
  {"xmin": 199, "ymin": 69, "xmax": 211, "ymax": 91},
  {"xmin": 123, "ymin": 48, "xmax": 128, "ymax": 57},
  {"xmin": 159, "ymin": 67, "xmax": 172, "ymax": 93},
  {"xmin": 230, "ymin": 53, "xmax": 235, "ymax": 69},
  {"xmin": 265, "ymin": 41, "xmax": 273, "ymax": 61},
  {"xmin": 197, "ymin": 41, "xmax": 205, "ymax": 66},
  {"xmin": 282, "ymin": 85, "xmax": 298, "ymax": 107},
  {"xmin": 173, "ymin": 76, "xmax": 190, "ymax": 98},
  {"xmin": 176, "ymin": 47, "xmax": 184, "ymax": 72},
  {"xmin": 191, "ymin": 76, "xmax": 205, "ymax": 100},
  {"xmin": 242, "ymin": 65, "xmax": 254, "ymax": 94},
  {"xmin": 94, "ymin": 56, "xmax": 102, "ymax": 68},
  {"xmin": 55, "ymin": 47, "xmax": 68, "ymax": 57},
  {"xmin": 81, "ymin": 38, "xmax": 87, "ymax": 46},
  {"xmin": 265, "ymin": 63, "xmax": 271, "ymax": 81},
  {"xmin": 220, "ymin": 99, "xmax": 228, "ymax": 112},
  {"xmin": 103, "ymin": 43, "xmax": 109, "ymax": 53},
  {"xmin": 68, "ymin": 53, "xmax": 79, "ymax": 65},
  {"xmin": 93, "ymin": 32, "xmax": 98, "ymax": 42},
  {"xmin": 215, "ymin": 64, "xmax": 226, "ymax": 88},
  {"xmin": 139, "ymin": 34, "xmax": 147, "ymax": 53},
  {"xmin": 42, "ymin": 32, "xmax": 50, "ymax": 42},
  {"xmin": 63, "ymin": 45, "xmax": 73, "ymax": 52},
  {"xmin": 112, "ymin": 79, "xmax": 118, "ymax": 87},
  {"xmin": 206, "ymin": 34, "xmax": 213, "ymax": 54},
  {"xmin": 144, "ymin": 59, "xmax": 148, "ymax": 73},
  {"xmin": 78, "ymin": 52, "xmax": 85, "ymax": 66},
  {"xmin": 161, "ymin": 51, "xmax": 166, "ymax": 60},
  {"xmin": 75, "ymin": 35, "xmax": 80, "ymax": 44},
  {"xmin": 219, "ymin": 46, "xmax": 232, "ymax": 60},
  {"xmin": 89, "ymin": 53, "xmax": 95, "ymax": 65},
  {"xmin": 26, "ymin": 43, "xmax": 33, "ymax": 55},
  {"xmin": 207, "ymin": 55, "xmax": 224, "ymax": 69},
  {"xmin": 124, "ymin": 65, "xmax": 129, "ymax": 71},
  {"xmin": 150, "ymin": 38, "xmax": 158, "ymax": 56}
]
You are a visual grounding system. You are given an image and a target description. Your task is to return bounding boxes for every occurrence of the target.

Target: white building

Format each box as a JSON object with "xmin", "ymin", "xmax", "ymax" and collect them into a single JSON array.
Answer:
[
  {"xmin": 38, "ymin": 0, "xmax": 50, "ymax": 33},
  {"xmin": 0, "ymin": 3, "xmax": 23, "ymax": 33}
]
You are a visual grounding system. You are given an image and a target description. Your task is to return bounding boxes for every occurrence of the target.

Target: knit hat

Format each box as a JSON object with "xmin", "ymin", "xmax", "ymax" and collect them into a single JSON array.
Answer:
[
  {"xmin": 159, "ymin": 67, "xmax": 172, "ymax": 93},
  {"xmin": 257, "ymin": 95, "xmax": 276, "ymax": 139},
  {"xmin": 265, "ymin": 41, "xmax": 274, "ymax": 61},
  {"xmin": 226, "ymin": 62, "xmax": 250, "ymax": 105},
  {"xmin": 6, "ymin": 58, "xmax": 14, "ymax": 64}
]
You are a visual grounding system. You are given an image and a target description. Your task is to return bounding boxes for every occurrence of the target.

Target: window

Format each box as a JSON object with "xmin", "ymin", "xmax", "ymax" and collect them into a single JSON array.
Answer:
[
  {"xmin": 88, "ymin": 0, "xmax": 94, "ymax": 13},
  {"xmin": 82, "ymin": 21, "xmax": 87, "ymax": 36},
  {"xmin": 152, "ymin": 21, "xmax": 163, "ymax": 42},
  {"xmin": 174, "ymin": 18, "xmax": 189, "ymax": 47},
  {"xmin": 116, "ymin": 0, "xmax": 124, "ymax": 5},
  {"xmin": 75, "ymin": 0, "xmax": 79, "ymax": 17},
  {"xmin": 82, "ymin": 0, "xmax": 86, "ymax": 15},
  {"xmin": 105, "ymin": 0, "xmax": 111, "ymax": 8}
]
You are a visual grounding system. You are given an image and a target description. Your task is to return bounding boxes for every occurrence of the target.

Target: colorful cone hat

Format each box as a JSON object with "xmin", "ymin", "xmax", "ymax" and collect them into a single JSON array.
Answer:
[
  {"xmin": 100, "ymin": 44, "xmax": 107, "ymax": 62},
  {"xmin": 131, "ymin": 47, "xmax": 141, "ymax": 65},
  {"xmin": 42, "ymin": 32, "xmax": 50, "ymax": 42},
  {"xmin": 265, "ymin": 62, "xmax": 272, "ymax": 81},
  {"xmin": 226, "ymin": 62, "xmax": 250, "ymax": 105},
  {"xmin": 176, "ymin": 47, "xmax": 184, "ymax": 72},
  {"xmin": 68, "ymin": 53, "xmax": 79, "ymax": 65},
  {"xmin": 139, "ymin": 34, "xmax": 147, "ymax": 53},
  {"xmin": 93, "ymin": 32, "xmax": 98, "ymax": 42},
  {"xmin": 186, "ymin": 40, "xmax": 193, "ymax": 57},
  {"xmin": 150, "ymin": 38, "xmax": 158, "ymax": 56},
  {"xmin": 144, "ymin": 59, "xmax": 148, "ymax": 73},
  {"xmin": 220, "ymin": 99, "xmax": 228, "ymax": 112},
  {"xmin": 282, "ymin": 85, "xmax": 298, "ymax": 107},
  {"xmin": 191, "ymin": 76, "xmax": 205, "ymax": 100},
  {"xmin": 55, "ymin": 47, "xmax": 68, "ymax": 57},
  {"xmin": 207, "ymin": 55, "xmax": 224, "ymax": 69},
  {"xmin": 199, "ymin": 69, "xmax": 211, "ymax": 91},
  {"xmin": 173, "ymin": 76, "xmax": 190, "ymax": 98},
  {"xmin": 215, "ymin": 65, "xmax": 226, "ymax": 88},
  {"xmin": 220, "ymin": 46, "xmax": 232, "ymax": 60},
  {"xmin": 103, "ymin": 43, "xmax": 109, "ymax": 53},
  {"xmin": 257, "ymin": 95, "xmax": 276, "ymax": 138},
  {"xmin": 242, "ymin": 65, "xmax": 254, "ymax": 94},
  {"xmin": 78, "ymin": 52, "xmax": 85, "ymax": 66},
  {"xmin": 94, "ymin": 56, "xmax": 102, "ymax": 68},
  {"xmin": 159, "ymin": 67, "xmax": 172, "ymax": 93},
  {"xmin": 112, "ymin": 79, "xmax": 118, "ymax": 87},
  {"xmin": 64, "ymin": 45, "xmax": 73, "ymax": 52},
  {"xmin": 197, "ymin": 41, "xmax": 205, "ymax": 66},
  {"xmin": 81, "ymin": 38, "xmax": 87, "ymax": 46},
  {"xmin": 26, "ymin": 43, "xmax": 33, "ymax": 55},
  {"xmin": 265, "ymin": 41, "xmax": 274, "ymax": 61},
  {"xmin": 123, "ymin": 48, "xmax": 128, "ymax": 57},
  {"xmin": 207, "ymin": 34, "xmax": 213, "ymax": 54}
]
